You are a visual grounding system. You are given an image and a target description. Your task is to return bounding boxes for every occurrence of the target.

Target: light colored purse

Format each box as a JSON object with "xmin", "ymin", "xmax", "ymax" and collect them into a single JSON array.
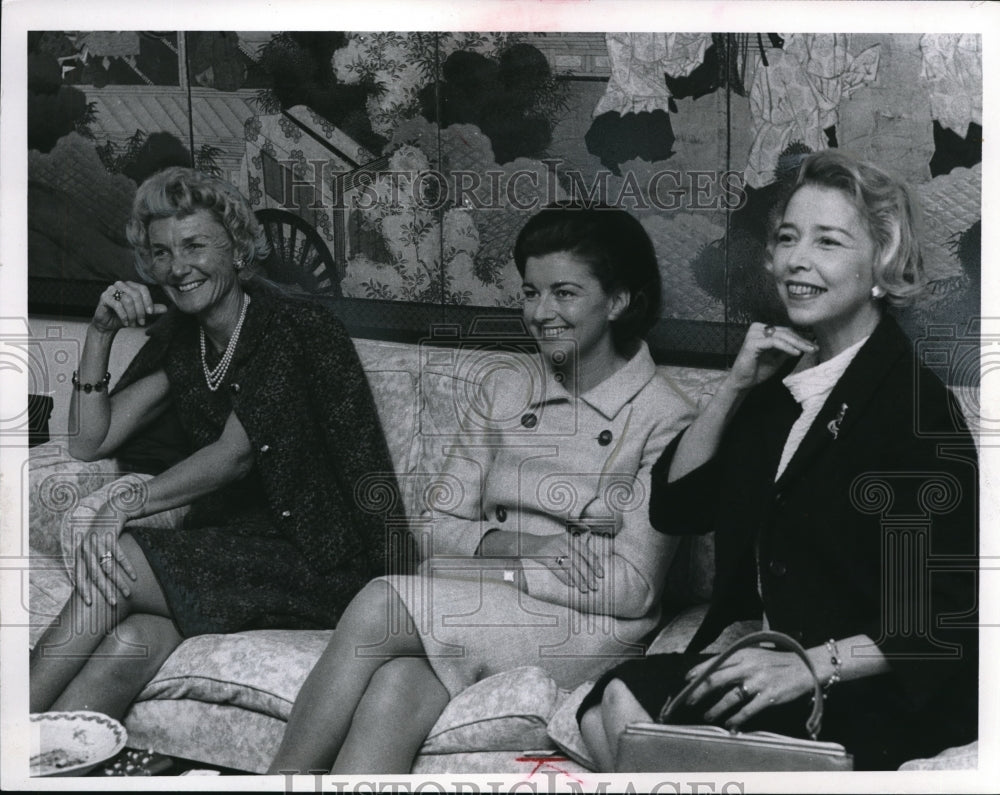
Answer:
[{"xmin": 614, "ymin": 630, "xmax": 854, "ymax": 772}]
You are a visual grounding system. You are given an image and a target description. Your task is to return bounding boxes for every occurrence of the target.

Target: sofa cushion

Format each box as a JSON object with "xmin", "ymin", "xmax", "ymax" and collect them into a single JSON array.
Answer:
[
  {"xmin": 406, "ymin": 365, "xmax": 484, "ymax": 517},
  {"xmin": 138, "ymin": 635, "xmax": 560, "ymax": 755},
  {"xmin": 125, "ymin": 698, "xmax": 590, "ymax": 776},
  {"xmin": 125, "ymin": 699, "xmax": 283, "ymax": 774},
  {"xmin": 363, "ymin": 368, "xmax": 419, "ymax": 477},
  {"xmin": 421, "ymin": 666, "xmax": 559, "ymax": 754},
  {"xmin": 545, "ymin": 682, "xmax": 599, "ymax": 770},
  {"xmin": 136, "ymin": 630, "xmax": 334, "ymax": 720}
]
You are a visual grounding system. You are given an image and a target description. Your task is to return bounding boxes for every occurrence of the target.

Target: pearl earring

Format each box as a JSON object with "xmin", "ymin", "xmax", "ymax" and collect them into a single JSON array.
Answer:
[{"xmin": 871, "ymin": 285, "xmax": 886, "ymax": 299}]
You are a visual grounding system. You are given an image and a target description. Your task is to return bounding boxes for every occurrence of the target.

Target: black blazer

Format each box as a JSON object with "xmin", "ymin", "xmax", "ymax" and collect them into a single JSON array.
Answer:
[{"xmin": 650, "ymin": 315, "xmax": 978, "ymax": 734}]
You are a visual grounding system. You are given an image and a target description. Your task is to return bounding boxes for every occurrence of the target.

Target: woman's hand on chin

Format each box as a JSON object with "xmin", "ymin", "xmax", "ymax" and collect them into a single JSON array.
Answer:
[
  {"xmin": 725, "ymin": 323, "xmax": 818, "ymax": 392},
  {"xmin": 93, "ymin": 281, "xmax": 168, "ymax": 334}
]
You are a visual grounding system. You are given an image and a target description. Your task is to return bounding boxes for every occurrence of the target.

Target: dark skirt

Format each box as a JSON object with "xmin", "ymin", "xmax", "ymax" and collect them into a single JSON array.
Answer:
[
  {"xmin": 128, "ymin": 498, "xmax": 368, "ymax": 638},
  {"xmin": 576, "ymin": 652, "xmax": 966, "ymax": 771}
]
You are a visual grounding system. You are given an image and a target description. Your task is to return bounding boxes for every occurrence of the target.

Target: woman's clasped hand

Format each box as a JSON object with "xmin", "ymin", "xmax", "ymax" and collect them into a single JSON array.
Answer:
[{"xmin": 533, "ymin": 530, "xmax": 609, "ymax": 593}]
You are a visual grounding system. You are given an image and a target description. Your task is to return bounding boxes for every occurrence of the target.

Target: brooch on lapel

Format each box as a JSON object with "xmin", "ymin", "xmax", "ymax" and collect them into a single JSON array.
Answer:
[{"xmin": 826, "ymin": 403, "xmax": 848, "ymax": 440}]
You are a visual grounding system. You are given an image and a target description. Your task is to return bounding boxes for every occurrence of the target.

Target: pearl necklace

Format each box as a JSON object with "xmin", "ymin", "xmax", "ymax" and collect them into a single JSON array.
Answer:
[{"xmin": 200, "ymin": 293, "xmax": 251, "ymax": 392}]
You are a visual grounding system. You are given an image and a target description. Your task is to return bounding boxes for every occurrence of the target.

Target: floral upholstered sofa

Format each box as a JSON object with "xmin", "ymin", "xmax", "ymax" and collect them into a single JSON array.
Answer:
[{"xmin": 27, "ymin": 333, "xmax": 978, "ymax": 775}]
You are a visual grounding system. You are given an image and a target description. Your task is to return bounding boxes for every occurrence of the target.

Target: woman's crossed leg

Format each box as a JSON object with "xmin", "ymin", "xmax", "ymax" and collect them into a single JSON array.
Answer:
[{"xmin": 268, "ymin": 579, "xmax": 450, "ymax": 775}]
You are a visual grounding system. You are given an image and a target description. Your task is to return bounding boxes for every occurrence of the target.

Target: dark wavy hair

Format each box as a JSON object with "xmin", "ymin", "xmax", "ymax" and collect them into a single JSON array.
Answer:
[
  {"xmin": 513, "ymin": 203, "xmax": 662, "ymax": 348},
  {"xmin": 126, "ymin": 167, "xmax": 270, "ymax": 283}
]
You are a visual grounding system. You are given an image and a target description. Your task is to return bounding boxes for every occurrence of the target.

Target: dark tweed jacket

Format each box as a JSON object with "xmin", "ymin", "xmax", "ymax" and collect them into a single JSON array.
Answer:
[{"xmin": 112, "ymin": 279, "xmax": 416, "ymax": 632}]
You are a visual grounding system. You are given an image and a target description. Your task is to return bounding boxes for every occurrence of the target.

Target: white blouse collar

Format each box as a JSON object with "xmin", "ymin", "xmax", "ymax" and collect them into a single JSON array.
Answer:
[{"xmin": 782, "ymin": 334, "xmax": 871, "ymax": 406}]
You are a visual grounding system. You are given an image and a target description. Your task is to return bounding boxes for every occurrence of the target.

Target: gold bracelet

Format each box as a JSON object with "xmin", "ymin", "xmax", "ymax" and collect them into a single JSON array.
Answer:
[{"xmin": 823, "ymin": 638, "xmax": 842, "ymax": 692}]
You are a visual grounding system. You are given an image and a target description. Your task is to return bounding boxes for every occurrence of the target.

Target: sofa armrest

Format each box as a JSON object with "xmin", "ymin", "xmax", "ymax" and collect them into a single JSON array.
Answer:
[
  {"xmin": 897, "ymin": 740, "xmax": 978, "ymax": 770},
  {"xmin": 29, "ymin": 440, "xmax": 124, "ymax": 558}
]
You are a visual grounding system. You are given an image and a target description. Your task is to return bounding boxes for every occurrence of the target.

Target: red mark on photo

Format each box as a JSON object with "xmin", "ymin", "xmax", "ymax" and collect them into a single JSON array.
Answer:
[{"xmin": 516, "ymin": 755, "xmax": 585, "ymax": 784}]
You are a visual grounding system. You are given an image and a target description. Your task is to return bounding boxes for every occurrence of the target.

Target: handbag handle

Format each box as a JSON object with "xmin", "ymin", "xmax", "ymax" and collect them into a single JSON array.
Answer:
[{"xmin": 658, "ymin": 630, "xmax": 826, "ymax": 740}]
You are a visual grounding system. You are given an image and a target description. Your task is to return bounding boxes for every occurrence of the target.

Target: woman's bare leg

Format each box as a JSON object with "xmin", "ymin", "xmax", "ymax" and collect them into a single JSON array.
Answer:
[
  {"xmin": 30, "ymin": 533, "xmax": 171, "ymax": 712},
  {"xmin": 51, "ymin": 614, "xmax": 182, "ymax": 721},
  {"xmin": 599, "ymin": 678, "xmax": 653, "ymax": 769},
  {"xmin": 267, "ymin": 580, "xmax": 429, "ymax": 775},
  {"xmin": 333, "ymin": 657, "xmax": 450, "ymax": 774},
  {"xmin": 580, "ymin": 704, "xmax": 615, "ymax": 771}
]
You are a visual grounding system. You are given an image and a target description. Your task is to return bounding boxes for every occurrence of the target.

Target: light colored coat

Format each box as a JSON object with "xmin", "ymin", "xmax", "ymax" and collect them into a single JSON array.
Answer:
[{"xmin": 382, "ymin": 342, "xmax": 696, "ymax": 696}]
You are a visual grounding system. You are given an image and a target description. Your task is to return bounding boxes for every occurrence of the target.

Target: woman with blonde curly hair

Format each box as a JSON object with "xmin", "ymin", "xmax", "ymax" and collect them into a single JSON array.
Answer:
[{"xmin": 30, "ymin": 167, "xmax": 412, "ymax": 718}]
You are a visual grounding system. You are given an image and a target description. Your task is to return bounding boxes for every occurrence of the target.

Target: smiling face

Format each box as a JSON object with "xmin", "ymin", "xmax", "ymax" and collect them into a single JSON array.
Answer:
[
  {"xmin": 522, "ymin": 251, "xmax": 628, "ymax": 386},
  {"xmin": 770, "ymin": 184, "xmax": 883, "ymax": 357},
  {"xmin": 147, "ymin": 209, "xmax": 241, "ymax": 317}
]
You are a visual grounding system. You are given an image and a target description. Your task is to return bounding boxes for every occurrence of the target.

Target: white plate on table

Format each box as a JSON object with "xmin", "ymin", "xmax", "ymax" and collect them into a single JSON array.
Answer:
[{"xmin": 30, "ymin": 711, "xmax": 127, "ymax": 777}]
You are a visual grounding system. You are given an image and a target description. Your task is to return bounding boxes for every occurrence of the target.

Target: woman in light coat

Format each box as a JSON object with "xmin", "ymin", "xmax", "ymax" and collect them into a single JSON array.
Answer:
[{"xmin": 268, "ymin": 203, "xmax": 696, "ymax": 774}]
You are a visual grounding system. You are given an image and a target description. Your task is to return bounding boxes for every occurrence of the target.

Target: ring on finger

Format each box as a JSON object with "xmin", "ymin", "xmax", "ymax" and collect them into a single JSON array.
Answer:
[
  {"xmin": 99, "ymin": 550, "xmax": 114, "ymax": 571},
  {"xmin": 762, "ymin": 325, "xmax": 776, "ymax": 338},
  {"xmin": 113, "ymin": 289, "xmax": 124, "ymax": 301},
  {"xmin": 735, "ymin": 682, "xmax": 754, "ymax": 704}
]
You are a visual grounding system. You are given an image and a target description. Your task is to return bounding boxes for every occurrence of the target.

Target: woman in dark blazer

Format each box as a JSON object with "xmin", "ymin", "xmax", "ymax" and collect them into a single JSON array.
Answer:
[
  {"xmin": 577, "ymin": 150, "xmax": 978, "ymax": 771},
  {"xmin": 30, "ymin": 167, "xmax": 414, "ymax": 719}
]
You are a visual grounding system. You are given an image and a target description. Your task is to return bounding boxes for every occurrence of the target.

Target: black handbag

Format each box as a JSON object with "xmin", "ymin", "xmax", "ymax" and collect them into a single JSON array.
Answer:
[{"xmin": 615, "ymin": 631, "xmax": 854, "ymax": 772}]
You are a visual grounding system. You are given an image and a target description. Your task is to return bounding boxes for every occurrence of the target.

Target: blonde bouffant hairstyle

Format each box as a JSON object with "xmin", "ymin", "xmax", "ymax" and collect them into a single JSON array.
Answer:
[
  {"xmin": 769, "ymin": 149, "xmax": 926, "ymax": 307},
  {"xmin": 126, "ymin": 167, "xmax": 270, "ymax": 283}
]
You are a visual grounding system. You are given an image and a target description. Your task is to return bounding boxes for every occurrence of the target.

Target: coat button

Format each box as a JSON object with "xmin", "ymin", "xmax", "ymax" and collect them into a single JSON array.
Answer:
[
  {"xmin": 769, "ymin": 560, "xmax": 787, "ymax": 577},
  {"xmin": 597, "ymin": 429, "xmax": 613, "ymax": 446},
  {"xmin": 775, "ymin": 491, "xmax": 786, "ymax": 507},
  {"xmin": 230, "ymin": 382, "xmax": 241, "ymax": 394},
  {"xmin": 259, "ymin": 444, "xmax": 271, "ymax": 453},
  {"xmin": 496, "ymin": 505, "xmax": 507, "ymax": 522},
  {"xmin": 520, "ymin": 412, "xmax": 538, "ymax": 428},
  {"xmin": 280, "ymin": 509, "xmax": 292, "ymax": 519}
]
